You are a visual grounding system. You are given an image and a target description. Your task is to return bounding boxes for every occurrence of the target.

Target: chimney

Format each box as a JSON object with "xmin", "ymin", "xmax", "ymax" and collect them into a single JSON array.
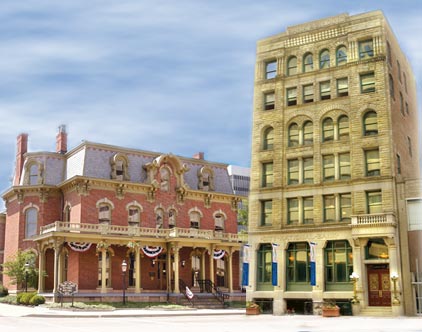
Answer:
[
  {"xmin": 56, "ymin": 125, "xmax": 67, "ymax": 154},
  {"xmin": 13, "ymin": 133, "xmax": 28, "ymax": 185},
  {"xmin": 193, "ymin": 152, "xmax": 204, "ymax": 160}
]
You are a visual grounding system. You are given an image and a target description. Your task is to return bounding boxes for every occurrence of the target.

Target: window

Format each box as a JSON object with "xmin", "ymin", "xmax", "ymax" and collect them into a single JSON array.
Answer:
[
  {"xmin": 303, "ymin": 157, "xmax": 314, "ymax": 184},
  {"xmin": 110, "ymin": 153, "xmax": 129, "ymax": 181},
  {"xmin": 363, "ymin": 111, "xmax": 378, "ymax": 136},
  {"xmin": 98, "ymin": 204, "xmax": 111, "ymax": 224},
  {"xmin": 359, "ymin": 39, "xmax": 374, "ymax": 59},
  {"xmin": 389, "ymin": 74, "xmax": 395, "ymax": 99},
  {"xmin": 287, "ymin": 198, "xmax": 299, "ymax": 224},
  {"xmin": 366, "ymin": 238, "xmax": 388, "ymax": 259},
  {"xmin": 265, "ymin": 60, "xmax": 277, "ymax": 79},
  {"xmin": 365, "ymin": 149, "xmax": 380, "ymax": 176},
  {"xmin": 400, "ymin": 92, "xmax": 404, "ymax": 116},
  {"xmin": 397, "ymin": 154, "xmax": 401, "ymax": 175},
  {"xmin": 257, "ymin": 244, "xmax": 272, "ymax": 283},
  {"xmin": 261, "ymin": 200, "xmax": 272, "ymax": 226},
  {"xmin": 264, "ymin": 91, "xmax": 275, "ymax": 110},
  {"xmin": 168, "ymin": 209, "xmax": 177, "ymax": 228},
  {"xmin": 303, "ymin": 197, "xmax": 314, "ymax": 224},
  {"xmin": 336, "ymin": 45, "xmax": 347, "ymax": 65},
  {"xmin": 288, "ymin": 159, "xmax": 299, "ymax": 185},
  {"xmin": 287, "ymin": 242, "xmax": 311, "ymax": 287},
  {"xmin": 262, "ymin": 162, "xmax": 273, "ymax": 187},
  {"xmin": 287, "ymin": 56, "xmax": 297, "ymax": 76},
  {"xmin": 303, "ymin": 84, "xmax": 314, "ymax": 103},
  {"xmin": 160, "ymin": 167, "xmax": 170, "ymax": 192},
  {"xmin": 319, "ymin": 49, "xmax": 330, "ymax": 69},
  {"xmin": 367, "ymin": 191, "xmax": 382, "ymax": 214},
  {"xmin": 189, "ymin": 210, "xmax": 201, "ymax": 229},
  {"xmin": 322, "ymin": 118, "xmax": 334, "ymax": 142},
  {"xmin": 288, "ymin": 123, "xmax": 299, "ymax": 147},
  {"xmin": 128, "ymin": 206, "xmax": 141, "ymax": 226},
  {"xmin": 325, "ymin": 241, "xmax": 353, "ymax": 290},
  {"xmin": 155, "ymin": 207, "xmax": 164, "ymax": 228},
  {"xmin": 198, "ymin": 167, "xmax": 214, "ymax": 191},
  {"xmin": 323, "ymin": 195, "xmax": 335, "ymax": 222},
  {"xmin": 64, "ymin": 205, "xmax": 71, "ymax": 222},
  {"xmin": 303, "ymin": 53, "xmax": 313, "ymax": 72},
  {"xmin": 29, "ymin": 164, "xmax": 39, "ymax": 185},
  {"xmin": 320, "ymin": 81, "xmax": 331, "ymax": 100},
  {"xmin": 337, "ymin": 77, "xmax": 348, "ymax": 97},
  {"xmin": 287, "ymin": 87, "xmax": 297, "ymax": 106},
  {"xmin": 25, "ymin": 207, "xmax": 38, "ymax": 238},
  {"xmin": 263, "ymin": 127, "xmax": 274, "ymax": 150},
  {"xmin": 408, "ymin": 136, "xmax": 413, "ymax": 157},
  {"xmin": 303, "ymin": 121, "xmax": 313, "ymax": 145},
  {"xmin": 340, "ymin": 194, "xmax": 352, "ymax": 222},
  {"xmin": 360, "ymin": 72, "xmax": 375, "ymax": 93},
  {"xmin": 339, "ymin": 153, "xmax": 351, "ymax": 180},
  {"xmin": 338, "ymin": 115, "xmax": 349, "ymax": 139},
  {"xmin": 214, "ymin": 212, "xmax": 225, "ymax": 231},
  {"xmin": 323, "ymin": 155, "xmax": 335, "ymax": 181}
]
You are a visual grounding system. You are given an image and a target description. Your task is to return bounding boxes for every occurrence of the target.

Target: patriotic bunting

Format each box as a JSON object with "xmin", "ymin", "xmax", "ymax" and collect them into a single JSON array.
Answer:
[
  {"xmin": 68, "ymin": 242, "xmax": 92, "ymax": 252},
  {"xmin": 142, "ymin": 246, "xmax": 163, "ymax": 258}
]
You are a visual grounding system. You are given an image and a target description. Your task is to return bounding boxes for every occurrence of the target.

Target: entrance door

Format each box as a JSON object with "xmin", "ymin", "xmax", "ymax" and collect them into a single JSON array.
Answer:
[{"xmin": 367, "ymin": 264, "xmax": 391, "ymax": 306}]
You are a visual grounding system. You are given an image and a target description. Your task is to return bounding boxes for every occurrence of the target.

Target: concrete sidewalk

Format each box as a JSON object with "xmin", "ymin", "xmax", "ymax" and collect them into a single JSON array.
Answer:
[{"xmin": 0, "ymin": 302, "xmax": 245, "ymax": 318}]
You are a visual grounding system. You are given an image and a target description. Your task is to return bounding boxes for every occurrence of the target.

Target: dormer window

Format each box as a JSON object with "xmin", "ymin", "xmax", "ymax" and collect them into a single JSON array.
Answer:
[
  {"xmin": 198, "ymin": 167, "xmax": 214, "ymax": 191},
  {"xmin": 110, "ymin": 153, "xmax": 129, "ymax": 181},
  {"xmin": 24, "ymin": 159, "xmax": 43, "ymax": 185}
]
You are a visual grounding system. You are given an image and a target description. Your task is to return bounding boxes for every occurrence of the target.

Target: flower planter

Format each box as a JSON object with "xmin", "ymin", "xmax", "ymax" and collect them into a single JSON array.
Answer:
[
  {"xmin": 246, "ymin": 307, "xmax": 260, "ymax": 315},
  {"xmin": 322, "ymin": 307, "xmax": 340, "ymax": 317}
]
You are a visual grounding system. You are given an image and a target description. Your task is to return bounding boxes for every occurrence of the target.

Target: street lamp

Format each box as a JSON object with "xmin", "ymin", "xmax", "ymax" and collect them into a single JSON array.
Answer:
[
  {"xmin": 121, "ymin": 260, "xmax": 127, "ymax": 305},
  {"xmin": 391, "ymin": 272, "xmax": 400, "ymax": 305},
  {"xmin": 24, "ymin": 262, "xmax": 30, "ymax": 293},
  {"xmin": 350, "ymin": 272, "xmax": 360, "ymax": 304}
]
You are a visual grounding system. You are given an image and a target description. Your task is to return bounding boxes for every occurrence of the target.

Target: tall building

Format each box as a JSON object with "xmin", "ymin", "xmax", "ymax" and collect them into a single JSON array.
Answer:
[
  {"xmin": 247, "ymin": 11, "xmax": 421, "ymax": 316},
  {"xmin": 1, "ymin": 126, "xmax": 243, "ymax": 303},
  {"xmin": 227, "ymin": 165, "xmax": 250, "ymax": 197}
]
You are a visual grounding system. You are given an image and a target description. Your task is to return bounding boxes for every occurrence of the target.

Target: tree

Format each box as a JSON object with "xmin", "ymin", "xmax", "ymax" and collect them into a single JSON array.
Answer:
[
  {"xmin": 237, "ymin": 199, "xmax": 249, "ymax": 227},
  {"xmin": 1, "ymin": 250, "xmax": 38, "ymax": 290}
]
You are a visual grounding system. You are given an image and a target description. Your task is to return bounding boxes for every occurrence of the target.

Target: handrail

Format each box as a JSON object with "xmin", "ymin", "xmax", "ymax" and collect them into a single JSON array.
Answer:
[
  {"xmin": 197, "ymin": 279, "xmax": 228, "ymax": 305},
  {"xmin": 178, "ymin": 279, "xmax": 194, "ymax": 306}
]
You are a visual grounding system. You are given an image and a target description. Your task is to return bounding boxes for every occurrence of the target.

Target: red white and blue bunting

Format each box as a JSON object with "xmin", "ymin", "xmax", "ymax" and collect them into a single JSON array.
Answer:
[
  {"xmin": 142, "ymin": 246, "xmax": 163, "ymax": 258},
  {"xmin": 212, "ymin": 249, "xmax": 225, "ymax": 260},
  {"xmin": 68, "ymin": 242, "xmax": 92, "ymax": 252}
]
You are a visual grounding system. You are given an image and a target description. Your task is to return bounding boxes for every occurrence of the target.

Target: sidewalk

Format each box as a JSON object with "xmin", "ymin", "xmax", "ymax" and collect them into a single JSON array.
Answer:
[{"xmin": 0, "ymin": 302, "xmax": 245, "ymax": 318}]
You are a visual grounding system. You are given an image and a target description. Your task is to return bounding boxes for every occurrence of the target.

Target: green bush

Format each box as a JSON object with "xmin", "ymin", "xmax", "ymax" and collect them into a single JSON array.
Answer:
[
  {"xmin": 0, "ymin": 295, "xmax": 17, "ymax": 305},
  {"xmin": 29, "ymin": 295, "xmax": 45, "ymax": 306},
  {"xmin": 17, "ymin": 292, "xmax": 37, "ymax": 305},
  {"xmin": 0, "ymin": 284, "xmax": 8, "ymax": 297}
]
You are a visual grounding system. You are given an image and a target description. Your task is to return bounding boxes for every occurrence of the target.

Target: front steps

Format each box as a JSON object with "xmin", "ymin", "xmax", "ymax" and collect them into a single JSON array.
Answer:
[
  {"xmin": 178, "ymin": 293, "xmax": 226, "ymax": 309},
  {"xmin": 359, "ymin": 306, "xmax": 392, "ymax": 317}
]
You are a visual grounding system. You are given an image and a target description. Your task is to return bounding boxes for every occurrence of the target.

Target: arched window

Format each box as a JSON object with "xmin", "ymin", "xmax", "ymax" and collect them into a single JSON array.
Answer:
[
  {"xmin": 287, "ymin": 56, "xmax": 297, "ymax": 76},
  {"xmin": 110, "ymin": 153, "xmax": 129, "ymax": 181},
  {"xmin": 128, "ymin": 206, "xmax": 141, "ymax": 226},
  {"xmin": 198, "ymin": 167, "xmax": 214, "ymax": 191},
  {"xmin": 319, "ymin": 49, "xmax": 330, "ymax": 69},
  {"xmin": 338, "ymin": 115, "xmax": 349, "ymax": 139},
  {"xmin": 29, "ymin": 164, "xmax": 39, "ymax": 185},
  {"xmin": 263, "ymin": 127, "xmax": 274, "ymax": 150},
  {"xmin": 336, "ymin": 45, "xmax": 347, "ymax": 66},
  {"xmin": 189, "ymin": 209, "xmax": 202, "ymax": 229},
  {"xmin": 325, "ymin": 240, "xmax": 353, "ymax": 290},
  {"xmin": 288, "ymin": 123, "xmax": 299, "ymax": 147},
  {"xmin": 98, "ymin": 204, "xmax": 112, "ymax": 224},
  {"xmin": 24, "ymin": 160, "xmax": 43, "ymax": 185},
  {"xmin": 63, "ymin": 205, "xmax": 71, "ymax": 222},
  {"xmin": 25, "ymin": 207, "xmax": 38, "ymax": 238},
  {"xmin": 160, "ymin": 166, "xmax": 171, "ymax": 192},
  {"xmin": 303, "ymin": 53, "xmax": 313, "ymax": 72},
  {"xmin": 168, "ymin": 208, "xmax": 177, "ymax": 228},
  {"xmin": 363, "ymin": 111, "xmax": 378, "ymax": 136},
  {"xmin": 303, "ymin": 121, "xmax": 313, "ymax": 145},
  {"xmin": 155, "ymin": 207, "xmax": 165, "ymax": 229},
  {"xmin": 213, "ymin": 211, "xmax": 226, "ymax": 232},
  {"xmin": 322, "ymin": 118, "xmax": 334, "ymax": 142}
]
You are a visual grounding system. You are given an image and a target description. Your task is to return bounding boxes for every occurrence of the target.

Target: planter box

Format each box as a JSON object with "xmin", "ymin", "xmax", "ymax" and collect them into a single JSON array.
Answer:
[
  {"xmin": 246, "ymin": 307, "xmax": 260, "ymax": 315},
  {"xmin": 322, "ymin": 307, "xmax": 340, "ymax": 317}
]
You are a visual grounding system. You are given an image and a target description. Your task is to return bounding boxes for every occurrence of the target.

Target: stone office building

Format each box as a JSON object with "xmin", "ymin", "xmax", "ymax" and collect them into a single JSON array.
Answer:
[
  {"xmin": 246, "ymin": 11, "xmax": 421, "ymax": 316},
  {"xmin": 1, "ymin": 126, "xmax": 242, "ymax": 303}
]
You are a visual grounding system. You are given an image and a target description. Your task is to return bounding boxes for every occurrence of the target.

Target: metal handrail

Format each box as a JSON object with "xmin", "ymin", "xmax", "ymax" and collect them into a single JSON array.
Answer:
[
  {"xmin": 178, "ymin": 279, "xmax": 194, "ymax": 306},
  {"xmin": 197, "ymin": 279, "xmax": 228, "ymax": 305}
]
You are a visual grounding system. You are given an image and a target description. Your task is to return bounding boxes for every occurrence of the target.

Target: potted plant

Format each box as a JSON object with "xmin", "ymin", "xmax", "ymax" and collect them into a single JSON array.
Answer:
[
  {"xmin": 322, "ymin": 301, "xmax": 340, "ymax": 317},
  {"xmin": 246, "ymin": 301, "xmax": 261, "ymax": 315}
]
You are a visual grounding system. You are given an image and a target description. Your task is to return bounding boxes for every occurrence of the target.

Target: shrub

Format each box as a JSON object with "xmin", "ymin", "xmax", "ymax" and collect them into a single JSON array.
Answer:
[
  {"xmin": 29, "ymin": 295, "xmax": 46, "ymax": 306},
  {"xmin": 18, "ymin": 292, "xmax": 37, "ymax": 305},
  {"xmin": 0, "ymin": 295, "xmax": 17, "ymax": 305},
  {"xmin": 0, "ymin": 284, "xmax": 9, "ymax": 297}
]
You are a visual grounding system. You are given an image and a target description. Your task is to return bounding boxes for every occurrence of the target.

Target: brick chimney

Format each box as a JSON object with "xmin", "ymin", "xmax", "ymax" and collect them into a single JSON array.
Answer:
[
  {"xmin": 56, "ymin": 124, "xmax": 67, "ymax": 154},
  {"xmin": 193, "ymin": 152, "xmax": 204, "ymax": 160},
  {"xmin": 13, "ymin": 133, "xmax": 28, "ymax": 185}
]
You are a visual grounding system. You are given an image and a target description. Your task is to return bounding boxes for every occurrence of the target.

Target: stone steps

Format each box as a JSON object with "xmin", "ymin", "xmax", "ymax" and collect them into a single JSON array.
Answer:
[{"xmin": 359, "ymin": 306, "xmax": 392, "ymax": 317}]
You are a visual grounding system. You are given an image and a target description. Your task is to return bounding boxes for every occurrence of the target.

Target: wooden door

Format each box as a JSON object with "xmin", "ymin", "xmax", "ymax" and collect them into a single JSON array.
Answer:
[{"xmin": 367, "ymin": 265, "xmax": 391, "ymax": 306}]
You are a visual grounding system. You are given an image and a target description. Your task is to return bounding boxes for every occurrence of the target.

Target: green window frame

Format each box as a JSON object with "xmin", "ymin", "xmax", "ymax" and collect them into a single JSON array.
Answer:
[
  {"xmin": 303, "ymin": 157, "xmax": 314, "ymax": 184},
  {"xmin": 337, "ymin": 77, "xmax": 348, "ymax": 97},
  {"xmin": 363, "ymin": 111, "xmax": 378, "ymax": 136},
  {"xmin": 359, "ymin": 39, "xmax": 374, "ymax": 59},
  {"xmin": 323, "ymin": 195, "xmax": 335, "ymax": 222},
  {"xmin": 287, "ymin": 198, "xmax": 299, "ymax": 225},
  {"xmin": 323, "ymin": 155, "xmax": 335, "ymax": 181},
  {"xmin": 287, "ymin": 56, "xmax": 297, "ymax": 76},
  {"xmin": 367, "ymin": 191, "xmax": 382, "ymax": 214},
  {"xmin": 325, "ymin": 240, "xmax": 353, "ymax": 291},
  {"xmin": 288, "ymin": 123, "xmax": 299, "ymax": 147},
  {"xmin": 340, "ymin": 193, "xmax": 351, "ymax": 222},
  {"xmin": 303, "ymin": 53, "xmax": 313, "ymax": 72},
  {"xmin": 319, "ymin": 49, "xmax": 330, "ymax": 69},
  {"xmin": 365, "ymin": 149, "xmax": 380, "ymax": 176},
  {"xmin": 338, "ymin": 115, "xmax": 349, "ymax": 139},
  {"xmin": 260, "ymin": 200, "xmax": 272, "ymax": 226},
  {"xmin": 322, "ymin": 118, "xmax": 334, "ymax": 142},
  {"xmin": 262, "ymin": 162, "xmax": 273, "ymax": 187},
  {"xmin": 339, "ymin": 153, "xmax": 351, "ymax": 180},
  {"xmin": 287, "ymin": 87, "xmax": 297, "ymax": 106},
  {"xmin": 303, "ymin": 121, "xmax": 313, "ymax": 145},
  {"xmin": 288, "ymin": 159, "xmax": 299, "ymax": 185},
  {"xmin": 360, "ymin": 72, "xmax": 375, "ymax": 93},
  {"xmin": 257, "ymin": 244, "xmax": 273, "ymax": 288},
  {"xmin": 263, "ymin": 127, "xmax": 274, "ymax": 150},
  {"xmin": 287, "ymin": 242, "xmax": 311, "ymax": 291},
  {"xmin": 264, "ymin": 91, "xmax": 275, "ymax": 110},
  {"xmin": 303, "ymin": 197, "xmax": 314, "ymax": 224},
  {"xmin": 265, "ymin": 60, "xmax": 277, "ymax": 79},
  {"xmin": 303, "ymin": 84, "xmax": 314, "ymax": 103},
  {"xmin": 320, "ymin": 81, "xmax": 331, "ymax": 100},
  {"xmin": 336, "ymin": 45, "xmax": 347, "ymax": 65}
]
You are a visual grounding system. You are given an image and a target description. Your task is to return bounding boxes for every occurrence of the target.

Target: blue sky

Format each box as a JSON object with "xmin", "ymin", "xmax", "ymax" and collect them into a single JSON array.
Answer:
[{"xmin": 0, "ymin": 0, "xmax": 421, "ymax": 204}]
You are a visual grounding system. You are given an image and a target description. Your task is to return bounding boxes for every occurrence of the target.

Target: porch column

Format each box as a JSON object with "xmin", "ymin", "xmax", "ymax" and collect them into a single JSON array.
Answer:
[
  {"xmin": 135, "ymin": 246, "xmax": 141, "ymax": 293},
  {"xmin": 386, "ymin": 238, "xmax": 404, "ymax": 316},
  {"xmin": 53, "ymin": 242, "xmax": 61, "ymax": 294},
  {"xmin": 200, "ymin": 249, "xmax": 206, "ymax": 280},
  {"xmin": 209, "ymin": 244, "xmax": 215, "ymax": 284},
  {"xmin": 37, "ymin": 246, "xmax": 45, "ymax": 293},
  {"xmin": 227, "ymin": 248, "xmax": 233, "ymax": 292},
  {"xmin": 173, "ymin": 245, "xmax": 180, "ymax": 293},
  {"xmin": 166, "ymin": 243, "xmax": 171, "ymax": 294},
  {"xmin": 101, "ymin": 249, "xmax": 108, "ymax": 293}
]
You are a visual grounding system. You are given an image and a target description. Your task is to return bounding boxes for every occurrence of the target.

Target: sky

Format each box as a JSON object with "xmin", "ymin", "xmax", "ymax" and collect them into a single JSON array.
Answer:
[{"xmin": 0, "ymin": 0, "xmax": 421, "ymax": 205}]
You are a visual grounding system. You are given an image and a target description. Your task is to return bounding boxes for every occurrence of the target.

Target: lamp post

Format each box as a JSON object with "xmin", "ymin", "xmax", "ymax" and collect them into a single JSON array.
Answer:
[
  {"xmin": 350, "ymin": 272, "xmax": 360, "ymax": 304},
  {"xmin": 391, "ymin": 272, "xmax": 400, "ymax": 305},
  {"xmin": 121, "ymin": 260, "xmax": 127, "ymax": 305},
  {"xmin": 24, "ymin": 262, "xmax": 30, "ymax": 293}
]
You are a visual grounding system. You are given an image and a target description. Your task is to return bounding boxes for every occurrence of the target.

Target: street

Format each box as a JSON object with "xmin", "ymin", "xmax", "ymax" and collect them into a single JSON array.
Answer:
[{"xmin": 1, "ymin": 315, "xmax": 422, "ymax": 332}]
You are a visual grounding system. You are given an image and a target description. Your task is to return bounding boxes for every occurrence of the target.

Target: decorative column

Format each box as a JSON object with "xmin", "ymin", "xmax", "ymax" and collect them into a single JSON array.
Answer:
[
  {"xmin": 209, "ymin": 244, "xmax": 215, "ymax": 284},
  {"xmin": 37, "ymin": 245, "xmax": 45, "ymax": 293},
  {"xmin": 135, "ymin": 246, "xmax": 141, "ymax": 293},
  {"xmin": 273, "ymin": 241, "xmax": 286, "ymax": 315},
  {"xmin": 173, "ymin": 245, "xmax": 180, "ymax": 293},
  {"xmin": 200, "ymin": 249, "xmax": 206, "ymax": 280},
  {"xmin": 52, "ymin": 241, "xmax": 62, "ymax": 298},
  {"xmin": 101, "ymin": 249, "xmax": 108, "ymax": 293},
  {"xmin": 227, "ymin": 248, "xmax": 233, "ymax": 293},
  {"xmin": 385, "ymin": 238, "xmax": 403, "ymax": 316}
]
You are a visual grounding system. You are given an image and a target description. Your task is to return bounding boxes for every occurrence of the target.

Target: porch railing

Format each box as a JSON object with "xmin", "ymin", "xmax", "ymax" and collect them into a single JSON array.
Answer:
[
  {"xmin": 197, "ymin": 279, "xmax": 229, "ymax": 305},
  {"xmin": 39, "ymin": 221, "xmax": 240, "ymax": 242},
  {"xmin": 351, "ymin": 213, "xmax": 396, "ymax": 227}
]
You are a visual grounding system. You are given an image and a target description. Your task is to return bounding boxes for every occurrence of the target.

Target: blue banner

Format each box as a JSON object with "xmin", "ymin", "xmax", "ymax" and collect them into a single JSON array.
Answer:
[
  {"xmin": 241, "ymin": 244, "xmax": 250, "ymax": 286},
  {"xmin": 310, "ymin": 242, "xmax": 316, "ymax": 286},
  {"xmin": 272, "ymin": 243, "xmax": 279, "ymax": 286}
]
